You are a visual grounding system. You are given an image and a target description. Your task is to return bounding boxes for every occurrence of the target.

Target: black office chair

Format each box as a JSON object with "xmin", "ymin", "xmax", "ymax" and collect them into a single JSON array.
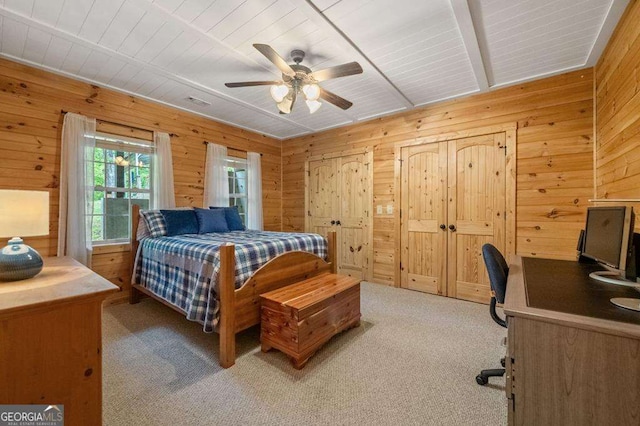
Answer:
[{"xmin": 476, "ymin": 243, "xmax": 509, "ymax": 386}]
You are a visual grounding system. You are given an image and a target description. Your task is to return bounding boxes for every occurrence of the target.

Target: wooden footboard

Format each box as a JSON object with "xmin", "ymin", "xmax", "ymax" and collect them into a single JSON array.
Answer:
[{"xmin": 128, "ymin": 205, "xmax": 337, "ymax": 368}]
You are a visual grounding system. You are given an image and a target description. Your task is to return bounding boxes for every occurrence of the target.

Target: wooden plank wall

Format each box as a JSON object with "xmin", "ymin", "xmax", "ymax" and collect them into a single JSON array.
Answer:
[
  {"xmin": 595, "ymin": 0, "xmax": 640, "ymax": 218},
  {"xmin": 283, "ymin": 69, "xmax": 594, "ymax": 285},
  {"xmin": 0, "ymin": 58, "xmax": 282, "ymax": 303}
]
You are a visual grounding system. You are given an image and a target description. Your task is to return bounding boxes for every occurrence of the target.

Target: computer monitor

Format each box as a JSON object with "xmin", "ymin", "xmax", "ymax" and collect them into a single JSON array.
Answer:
[
  {"xmin": 582, "ymin": 206, "xmax": 640, "ymax": 311},
  {"xmin": 582, "ymin": 206, "xmax": 634, "ymax": 272}
]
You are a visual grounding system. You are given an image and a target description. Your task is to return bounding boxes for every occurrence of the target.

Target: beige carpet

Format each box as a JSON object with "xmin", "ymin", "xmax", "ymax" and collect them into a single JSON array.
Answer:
[{"xmin": 103, "ymin": 283, "xmax": 507, "ymax": 425}]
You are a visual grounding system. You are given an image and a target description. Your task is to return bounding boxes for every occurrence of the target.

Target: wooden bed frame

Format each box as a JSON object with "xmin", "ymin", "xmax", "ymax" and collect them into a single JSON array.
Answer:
[{"xmin": 128, "ymin": 205, "xmax": 336, "ymax": 368}]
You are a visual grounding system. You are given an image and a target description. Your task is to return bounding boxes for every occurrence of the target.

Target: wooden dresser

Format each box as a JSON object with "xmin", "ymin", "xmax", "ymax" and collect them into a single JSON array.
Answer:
[{"xmin": 0, "ymin": 256, "xmax": 118, "ymax": 426}]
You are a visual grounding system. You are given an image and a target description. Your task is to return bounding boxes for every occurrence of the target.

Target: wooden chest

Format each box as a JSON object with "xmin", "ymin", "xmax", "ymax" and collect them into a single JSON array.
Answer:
[{"xmin": 260, "ymin": 273, "xmax": 361, "ymax": 369}]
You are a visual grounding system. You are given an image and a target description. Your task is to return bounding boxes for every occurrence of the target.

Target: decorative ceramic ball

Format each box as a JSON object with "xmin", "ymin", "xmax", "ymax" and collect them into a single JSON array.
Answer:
[{"xmin": 0, "ymin": 237, "xmax": 44, "ymax": 281}]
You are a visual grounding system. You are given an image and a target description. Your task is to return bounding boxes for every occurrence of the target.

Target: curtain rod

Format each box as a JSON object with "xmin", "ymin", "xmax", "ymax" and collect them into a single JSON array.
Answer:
[
  {"xmin": 203, "ymin": 141, "xmax": 263, "ymax": 156},
  {"xmin": 60, "ymin": 110, "xmax": 175, "ymax": 137}
]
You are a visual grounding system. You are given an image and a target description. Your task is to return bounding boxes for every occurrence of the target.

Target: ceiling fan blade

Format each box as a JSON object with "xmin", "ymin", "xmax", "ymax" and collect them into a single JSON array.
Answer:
[
  {"xmin": 319, "ymin": 88, "xmax": 353, "ymax": 110},
  {"xmin": 253, "ymin": 44, "xmax": 296, "ymax": 77},
  {"xmin": 225, "ymin": 81, "xmax": 280, "ymax": 88},
  {"xmin": 311, "ymin": 62, "xmax": 363, "ymax": 82}
]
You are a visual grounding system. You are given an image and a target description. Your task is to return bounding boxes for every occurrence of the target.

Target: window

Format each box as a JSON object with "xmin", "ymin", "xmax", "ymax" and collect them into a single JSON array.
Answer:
[
  {"xmin": 90, "ymin": 133, "xmax": 154, "ymax": 244},
  {"xmin": 226, "ymin": 156, "xmax": 247, "ymax": 225}
]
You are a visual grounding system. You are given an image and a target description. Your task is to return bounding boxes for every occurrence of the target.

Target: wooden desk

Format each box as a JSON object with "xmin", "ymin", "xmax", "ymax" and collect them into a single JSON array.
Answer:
[
  {"xmin": 504, "ymin": 256, "xmax": 640, "ymax": 426},
  {"xmin": 0, "ymin": 257, "xmax": 118, "ymax": 426}
]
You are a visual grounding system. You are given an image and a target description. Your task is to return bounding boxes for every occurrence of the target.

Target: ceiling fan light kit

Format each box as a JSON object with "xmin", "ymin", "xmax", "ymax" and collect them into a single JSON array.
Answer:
[
  {"xmin": 306, "ymin": 99, "xmax": 322, "ymax": 114},
  {"xmin": 277, "ymin": 95, "xmax": 294, "ymax": 114},
  {"xmin": 225, "ymin": 44, "xmax": 363, "ymax": 115},
  {"xmin": 270, "ymin": 84, "xmax": 289, "ymax": 103},
  {"xmin": 302, "ymin": 84, "xmax": 320, "ymax": 101}
]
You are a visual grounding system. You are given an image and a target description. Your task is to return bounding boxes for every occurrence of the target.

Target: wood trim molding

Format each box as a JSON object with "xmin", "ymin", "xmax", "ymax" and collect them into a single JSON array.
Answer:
[
  {"xmin": 393, "ymin": 145, "xmax": 402, "ymax": 288},
  {"xmin": 307, "ymin": 147, "xmax": 371, "ymax": 162},
  {"xmin": 365, "ymin": 151, "xmax": 374, "ymax": 282},
  {"xmin": 394, "ymin": 123, "xmax": 518, "ymax": 149},
  {"xmin": 505, "ymin": 128, "xmax": 517, "ymax": 257}
]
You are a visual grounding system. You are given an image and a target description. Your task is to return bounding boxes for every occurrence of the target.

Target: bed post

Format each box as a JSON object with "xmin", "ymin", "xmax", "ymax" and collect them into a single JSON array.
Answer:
[
  {"xmin": 219, "ymin": 243, "xmax": 236, "ymax": 368},
  {"xmin": 328, "ymin": 231, "xmax": 337, "ymax": 274},
  {"xmin": 129, "ymin": 204, "xmax": 142, "ymax": 304}
]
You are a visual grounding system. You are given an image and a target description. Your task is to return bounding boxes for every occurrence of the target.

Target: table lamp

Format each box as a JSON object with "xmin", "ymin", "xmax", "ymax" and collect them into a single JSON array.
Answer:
[{"xmin": 0, "ymin": 190, "xmax": 49, "ymax": 281}]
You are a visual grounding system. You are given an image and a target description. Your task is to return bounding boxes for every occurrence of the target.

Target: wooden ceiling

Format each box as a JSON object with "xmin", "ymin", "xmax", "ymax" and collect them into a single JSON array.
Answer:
[{"xmin": 0, "ymin": 0, "xmax": 628, "ymax": 139}]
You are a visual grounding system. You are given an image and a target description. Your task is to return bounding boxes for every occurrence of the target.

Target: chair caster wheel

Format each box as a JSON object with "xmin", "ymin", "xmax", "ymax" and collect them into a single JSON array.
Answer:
[
  {"xmin": 476, "ymin": 375, "xmax": 488, "ymax": 386},
  {"xmin": 501, "ymin": 357, "xmax": 506, "ymax": 367}
]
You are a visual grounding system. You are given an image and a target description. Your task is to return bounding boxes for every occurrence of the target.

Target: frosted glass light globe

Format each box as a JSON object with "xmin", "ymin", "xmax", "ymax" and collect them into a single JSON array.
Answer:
[
  {"xmin": 302, "ymin": 84, "xmax": 320, "ymax": 101},
  {"xmin": 270, "ymin": 84, "xmax": 289, "ymax": 102},
  {"xmin": 306, "ymin": 99, "xmax": 322, "ymax": 114}
]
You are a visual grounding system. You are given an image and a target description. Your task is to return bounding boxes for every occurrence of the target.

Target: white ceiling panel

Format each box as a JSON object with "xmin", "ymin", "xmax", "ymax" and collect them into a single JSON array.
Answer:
[
  {"xmin": 78, "ymin": 0, "xmax": 127, "ymax": 44},
  {"xmin": 22, "ymin": 27, "xmax": 50, "ymax": 64},
  {"xmin": 470, "ymin": 0, "xmax": 615, "ymax": 85},
  {"xmin": 4, "ymin": 0, "xmax": 32, "ymax": 16},
  {"xmin": 317, "ymin": 0, "xmax": 480, "ymax": 106},
  {"xmin": 78, "ymin": 50, "xmax": 112, "ymax": 80},
  {"xmin": 31, "ymin": 0, "xmax": 64, "ymax": 26},
  {"xmin": 42, "ymin": 36, "xmax": 72, "ymax": 69},
  {"xmin": 1, "ymin": 16, "xmax": 28, "ymax": 57},
  {"xmin": 55, "ymin": 0, "xmax": 95, "ymax": 35},
  {"xmin": 59, "ymin": 43, "xmax": 92, "ymax": 75},
  {"xmin": 0, "ymin": 0, "xmax": 628, "ymax": 138},
  {"xmin": 98, "ymin": 1, "xmax": 148, "ymax": 51}
]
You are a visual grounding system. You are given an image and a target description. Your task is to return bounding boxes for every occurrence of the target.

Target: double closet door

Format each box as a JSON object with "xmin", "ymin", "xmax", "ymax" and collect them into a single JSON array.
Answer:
[
  {"xmin": 306, "ymin": 151, "xmax": 373, "ymax": 281},
  {"xmin": 400, "ymin": 133, "xmax": 507, "ymax": 303}
]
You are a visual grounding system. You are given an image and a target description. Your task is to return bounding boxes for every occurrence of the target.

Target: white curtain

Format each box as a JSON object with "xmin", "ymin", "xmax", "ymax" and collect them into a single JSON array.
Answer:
[
  {"xmin": 57, "ymin": 113, "xmax": 96, "ymax": 267},
  {"xmin": 203, "ymin": 143, "xmax": 229, "ymax": 208},
  {"xmin": 246, "ymin": 152, "xmax": 263, "ymax": 230},
  {"xmin": 152, "ymin": 131, "xmax": 176, "ymax": 209}
]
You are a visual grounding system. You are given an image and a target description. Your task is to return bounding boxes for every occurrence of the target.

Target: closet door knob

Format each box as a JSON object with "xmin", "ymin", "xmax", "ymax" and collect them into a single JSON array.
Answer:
[
  {"xmin": 439, "ymin": 224, "xmax": 446, "ymax": 230},
  {"xmin": 330, "ymin": 220, "xmax": 336, "ymax": 225},
  {"xmin": 336, "ymin": 220, "xmax": 341, "ymax": 226},
  {"xmin": 449, "ymin": 224, "xmax": 456, "ymax": 232}
]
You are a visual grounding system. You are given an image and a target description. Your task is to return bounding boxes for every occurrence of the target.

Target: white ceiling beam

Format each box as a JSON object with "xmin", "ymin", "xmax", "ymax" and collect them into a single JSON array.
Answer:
[
  {"xmin": 585, "ymin": 0, "xmax": 630, "ymax": 67},
  {"xmin": 449, "ymin": 0, "xmax": 489, "ymax": 90},
  {"xmin": 0, "ymin": 5, "xmax": 315, "ymax": 136},
  {"xmin": 292, "ymin": 0, "xmax": 415, "ymax": 110}
]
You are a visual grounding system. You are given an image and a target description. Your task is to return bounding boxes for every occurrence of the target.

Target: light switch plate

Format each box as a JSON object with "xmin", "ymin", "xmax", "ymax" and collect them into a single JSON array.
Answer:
[
  {"xmin": 386, "ymin": 204, "xmax": 393, "ymax": 214},
  {"xmin": 376, "ymin": 205, "xmax": 383, "ymax": 215}
]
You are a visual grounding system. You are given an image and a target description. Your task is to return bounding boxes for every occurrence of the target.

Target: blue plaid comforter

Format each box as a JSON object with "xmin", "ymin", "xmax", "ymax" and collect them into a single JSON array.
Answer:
[{"xmin": 132, "ymin": 230, "xmax": 327, "ymax": 332}]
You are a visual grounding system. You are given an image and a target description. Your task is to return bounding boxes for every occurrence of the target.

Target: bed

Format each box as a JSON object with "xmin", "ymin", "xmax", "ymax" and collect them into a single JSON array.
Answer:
[{"xmin": 128, "ymin": 205, "xmax": 336, "ymax": 368}]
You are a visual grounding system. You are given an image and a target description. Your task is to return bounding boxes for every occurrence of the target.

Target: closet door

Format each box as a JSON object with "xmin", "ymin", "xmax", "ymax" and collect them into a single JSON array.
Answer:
[
  {"xmin": 447, "ymin": 133, "xmax": 506, "ymax": 303},
  {"xmin": 306, "ymin": 158, "xmax": 338, "ymax": 238},
  {"xmin": 306, "ymin": 153, "xmax": 372, "ymax": 280},
  {"xmin": 400, "ymin": 143, "xmax": 448, "ymax": 294},
  {"xmin": 336, "ymin": 153, "xmax": 372, "ymax": 280}
]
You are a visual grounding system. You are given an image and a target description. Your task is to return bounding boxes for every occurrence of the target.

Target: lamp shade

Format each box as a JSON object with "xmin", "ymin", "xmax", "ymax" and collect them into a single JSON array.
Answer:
[{"xmin": 0, "ymin": 190, "xmax": 49, "ymax": 238}]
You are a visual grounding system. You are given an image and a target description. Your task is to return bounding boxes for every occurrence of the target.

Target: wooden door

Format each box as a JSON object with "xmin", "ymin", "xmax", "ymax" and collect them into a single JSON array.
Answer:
[
  {"xmin": 336, "ymin": 153, "xmax": 371, "ymax": 280},
  {"xmin": 306, "ymin": 158, "xmax": 338, "ymax": 239},
  {"xmin": 306, "ymin": 153, "xmax": 372, "ymax": 280},
  {"xmin": 400, "ymin": 143, "xmax": 448, "ymax": 294},
  {"xmin": 447, "ymin": 133, "xmax": 506, "ymax": 303}
]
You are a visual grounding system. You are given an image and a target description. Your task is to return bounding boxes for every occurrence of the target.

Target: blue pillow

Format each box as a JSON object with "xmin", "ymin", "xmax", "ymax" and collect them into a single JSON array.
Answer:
[
  {"xmin": 194, "ymin": 208, "xmax": 229, "ymax": 233},
  {"xmin": 160, "ymin": 209, "xmax": 198, "ymax": 236},
  {"xmin": 209, "ymin": 206, "xmax": 245, "ymax": 231}
]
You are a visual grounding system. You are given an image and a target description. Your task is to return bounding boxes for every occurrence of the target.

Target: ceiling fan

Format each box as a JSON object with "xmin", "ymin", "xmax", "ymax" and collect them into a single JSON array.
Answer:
[{"xmin": 225, "ymin": 44, "xmax": 363, "ymax": 114}]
